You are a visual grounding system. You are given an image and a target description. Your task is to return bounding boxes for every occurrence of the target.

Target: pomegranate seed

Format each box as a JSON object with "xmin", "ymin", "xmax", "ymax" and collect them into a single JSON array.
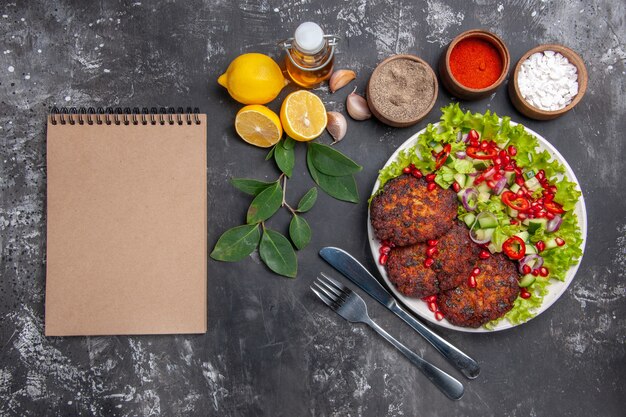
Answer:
[
  {"xmin": 498, "ymin": 150, "xmax": 506, "ymax": 158},
  {"xmin": 472, "ymin": 267, "xmax": 481, "ymax": 276},
  {"xmin": 452, "ymin": 182, "xmax": 461, "ymax": 192},
  {"xmin": 468, "ymin": 129, "xmax": 479, "ymax": 142},
  {"xmin": 468, "ymin": 275, "xmax": 477, "ymax": 288},
  {"xmin": 504, "ymin": 164, "xmax": 514, "ymax": 172},
  {"xmin": 510, "ymin": 219, "xmax": 518, "ymax": 225},
  {"xmin": 501, "ymin": 155, "xmax": 510, "ymax": 165},
  {"xmin": 412, "ymin": 169, "xmax": 423, "ymax": 178},
  {"xmin": 515, "ymin": 177, "xmax": 525, "ymax": 186},
  {"xmin": 489, "ymin": 140, "xmax": 498, "ymax": 148},
  {"xmin": 517, "ymin": 212, "xmax": 527, "ymax": 220},
  {"xmin": 435, "ymin": 311, "xmax": 444, "ymax": 321},
  {"xmin": 423, "ymin": 257, "xmax": 434, "ymax": 268},
  {"xmin": 424, "ymin": 295, "xmax": 437, "ymax": 303},
  {"xmin": 536, "ymin": 240, "xmax": 545, "ymax": 252},
  {"xmin": 425, "ymin": 173, "xmax": 436, "ymax": 182},
  {"xmin": 379, "ymin": 254, "xmax": 388, "ymax": 265},
  {"xmin": 470, "ymin": 139, "xmax": 479, "ymax": 147},
  {"xmin": 532, "ymin": 269, "xmax": 540, "ymax": 276},
  {"xmin": 507, "ymin": 145, "xmax": 517, "ymax": 156},
  {"xmin": 380, "ymin": 246, "xmax": 391, "ymax": 255},
  {"xmin": 548, "ymin": 185, "xmax": 558, "ymax": 194},
  {"xmin": 493, "ymin": 172, "xmax": 503, "ymax": 181},
  {"xmin": 522, "ymin": 265, "xmax": 531, "ymax": 275},
  {"xmin": 428, "ymin": 301, "xmax": 438, "ymax": 312},
  {"xmin": 480, "ymin": 140, "xmax": 489, "ymax": 150},
  {"xmin": 479, "ymin": 250, "xmax": 491, "ymax": 259},
  {"xmin": 539, "ymin": 267, "xmax": 549, "ymax": 277},
  {"xmin": 546, "ymin": 212, "xmax": 555, "ymax": 220},
  {"xmin": 520, "ymin": 289, "xmax": 531, "ymax": 299},
  {"xmin": 427, "ymin": 183, "xmax": 437, "ymax": 191},
  {"xmin": 516, "ymin": 189, "xmax": 525, "ymax": 197},
  {"xmin": 555, "ymin": 237, "xmax": 566, "ymax": 246},
  {"xmin": 427, "ymin": 239, "xmax": 439, "ymax": 247},
  {"xmin": 426, "ymin": 246, "xmax": 438, "ymax": 257},
  {"xmin": 487, "ymin": 180, "xmax": 496, "ymax": 188},
  {"xmin": 494, "ymin": 157, "xmax": 502, "ymax": 166},
  {"xmin": 536, "ymin": 170, "xmax": 545, "ymax": 180},
  {"xmin": 527, "ymin": 213, "xmax": 535, "ymax": 219},
  {"xmin": 403, "ymin": 167, "xmax": 411, "ymax": 174}
]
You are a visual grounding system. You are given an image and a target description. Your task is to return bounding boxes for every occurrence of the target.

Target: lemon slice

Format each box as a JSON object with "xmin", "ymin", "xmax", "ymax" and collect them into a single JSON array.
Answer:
[
  {"xmin": 280, "ymin": 91, "xmax": 327, "ymax": 142},
  {"xmin": 235, "ymin": 105, "xmax": 283, "ymax": 148}
]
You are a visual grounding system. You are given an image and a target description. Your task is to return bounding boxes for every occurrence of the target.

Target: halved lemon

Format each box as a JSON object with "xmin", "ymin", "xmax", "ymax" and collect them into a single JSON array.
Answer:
[
  {"xmin": 280, "ymin": 90, "xmax": 327, "ymax": 142},
  {"xmin": 235, "ymin": 105, "xmax": 283, "ymax": 148}
]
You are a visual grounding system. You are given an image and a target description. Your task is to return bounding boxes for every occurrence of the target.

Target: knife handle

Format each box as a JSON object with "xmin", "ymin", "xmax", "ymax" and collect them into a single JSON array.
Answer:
[{"xmin": 392, "ymin": 304, "xmax": 481, "ymax": 379}]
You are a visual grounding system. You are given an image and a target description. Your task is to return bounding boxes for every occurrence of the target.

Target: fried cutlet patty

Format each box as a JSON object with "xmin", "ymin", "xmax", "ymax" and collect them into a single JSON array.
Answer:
[
  {"xmin": 386, "ymin": 243, "xmax": 439, "ymax": 298},
  {"xmin": 370, "ymin": 174, "xmax": 457, "ymax": 246},
  {"xmin": 432, "ymin": 221, "xmax": 482, "ymax": 291},
  {"xmin": 438, "ymin": 253, "xmax": 520, "ymax": 328}
]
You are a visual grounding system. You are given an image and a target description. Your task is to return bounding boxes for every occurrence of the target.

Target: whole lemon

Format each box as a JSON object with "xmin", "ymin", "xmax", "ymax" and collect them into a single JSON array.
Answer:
[{"xmin": 218, "ymin": 53, "xmax": 288, "ymax": 105}]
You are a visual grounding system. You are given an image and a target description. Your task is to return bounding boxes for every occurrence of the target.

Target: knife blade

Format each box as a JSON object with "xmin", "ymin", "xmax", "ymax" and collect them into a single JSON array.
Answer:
[{"xmin": 319, "ymin": 246, "xmax": 480, "ymax": 379}]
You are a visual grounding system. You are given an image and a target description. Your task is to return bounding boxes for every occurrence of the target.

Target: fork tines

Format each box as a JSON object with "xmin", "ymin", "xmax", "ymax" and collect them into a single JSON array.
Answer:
[{"xmin": 310, "ymin": 273, "xmax": 351, "ymax": 308}]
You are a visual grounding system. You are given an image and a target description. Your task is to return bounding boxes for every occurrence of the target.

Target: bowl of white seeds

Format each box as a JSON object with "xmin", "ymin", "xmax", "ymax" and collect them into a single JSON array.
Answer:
[{"xmin": 509, "ymin": 44, "xmax": 587, "ymax": 120}]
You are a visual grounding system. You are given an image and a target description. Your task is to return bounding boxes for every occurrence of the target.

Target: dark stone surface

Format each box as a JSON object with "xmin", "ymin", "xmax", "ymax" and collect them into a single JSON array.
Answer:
[{"xmin": 0, "ymin": 0, "xmax": 624, "ymax": 416}]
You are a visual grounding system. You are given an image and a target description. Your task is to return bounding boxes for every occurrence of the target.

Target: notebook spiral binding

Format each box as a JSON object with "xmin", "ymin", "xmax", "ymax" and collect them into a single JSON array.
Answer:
[{"xmin": 49, "ymin": 107, "xmax": 202, "ymax": 126}]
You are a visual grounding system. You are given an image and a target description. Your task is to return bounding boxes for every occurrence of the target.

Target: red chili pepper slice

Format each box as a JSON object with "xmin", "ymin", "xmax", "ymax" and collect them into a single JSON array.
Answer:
[
  {"xmin": 544, "ymin": 200, "xmax": 565, "ymax": 214},
  {"xmin": 435, "ymin": 144, "xmax": 452, "ymax": 169},
  {"xmin": 502, "ymin": 236, "xmax": 526, "ymax": 260},
  {"xmin": 501, "ymin": 191, "xmax": 530, "ymax": 212},
  {"xmin": 466, "ymin": 146, "xmax": 498, "ymax": 160}
]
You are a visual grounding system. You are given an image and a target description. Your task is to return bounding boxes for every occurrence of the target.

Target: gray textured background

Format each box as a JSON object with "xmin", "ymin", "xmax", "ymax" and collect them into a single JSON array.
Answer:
[{"xmin": 1, "ymin": 0, "xmax": 624, "ymax": 416}]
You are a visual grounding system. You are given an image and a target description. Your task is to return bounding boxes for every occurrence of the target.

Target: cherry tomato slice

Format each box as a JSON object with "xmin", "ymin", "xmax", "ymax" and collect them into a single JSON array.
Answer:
[
  {"xmin": 466, "ymin": 146, "xmax": 498, "ymax": 160},
  {"xmin": 501, "ymin": 191, "xmax": 530, "ymax": 212},
  {"xmin": 435, "ymin": 144, "xmax": 452, "ymax": 170},
  {"xmin": 544, "ymin": 200, "xmax": 565, "ymax": 214},
  {"xmin": 502, "ymin": 236, "xmax": 526, "ymax": 260}
]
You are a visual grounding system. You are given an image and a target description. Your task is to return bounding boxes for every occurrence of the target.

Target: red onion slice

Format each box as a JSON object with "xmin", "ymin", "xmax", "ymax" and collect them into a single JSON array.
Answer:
[
  {"xmin": 493, "ymin": 176, "xmax": 508, "ymax": 195},
  {"xmin": 462, "ymin": 188, "xmax": 478, "ymax": 211},
  {"xmin": 546, "ymin": 215, "xmax": 563, "ymax": 232},
  {"xmin": 469, "ymin": 212, "xmax": 497, "ymax": 244},
  {"xmin": 518, "ymin": 254, "xmax": 544, "ymax": 274},
  {"xmin": 455, "ymin": 151, "xmax": 467, "ymax": 159}
]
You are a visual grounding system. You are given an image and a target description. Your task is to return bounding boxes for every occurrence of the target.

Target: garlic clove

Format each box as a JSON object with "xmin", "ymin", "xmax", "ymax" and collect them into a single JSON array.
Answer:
[
  {"xmin": 346, "ymin": 88, "xmax": 372, "ymax": 121},
  {"xmin": 329, "ymin": 69, "xmax": 356, "ymax": 93},
  {"xmin": 326, "ymin": 111, "xmax": 347, "ymax": 144}
]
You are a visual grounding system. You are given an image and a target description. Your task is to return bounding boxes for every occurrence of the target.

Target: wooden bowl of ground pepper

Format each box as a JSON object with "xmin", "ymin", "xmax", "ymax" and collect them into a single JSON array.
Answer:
[
  {"xmin": 439, "ymin": 29, "xmax": 510, "ymax": 100},
  {"xmin": 367, "ymin": 54, "xmax": 438, "ymax": 127}
]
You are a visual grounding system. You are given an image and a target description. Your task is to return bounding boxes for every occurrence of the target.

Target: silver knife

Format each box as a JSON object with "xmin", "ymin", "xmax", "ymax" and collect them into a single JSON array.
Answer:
[{"xmin": 319, "ymin": 246, "xmax": 480, "ymax": 379}]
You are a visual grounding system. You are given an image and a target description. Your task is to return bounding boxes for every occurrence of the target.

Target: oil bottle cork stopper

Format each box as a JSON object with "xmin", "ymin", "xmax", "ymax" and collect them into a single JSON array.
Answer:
[{"xmin": 294, "ymin": 22, "xmax": 325, "ymax": 54}]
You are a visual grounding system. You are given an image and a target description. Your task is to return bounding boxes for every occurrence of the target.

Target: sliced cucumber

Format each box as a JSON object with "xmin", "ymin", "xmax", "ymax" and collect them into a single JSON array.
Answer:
[
  {"xmin": 487, "ymin": 242, "xmax": 498, "ymax": 253},
  {"xmin": 524, "ymin": 169, "xmax": 536, "ymax": 180},
  {"xmin": 473, "ymin": 160, "xmax": 489, "ymax": 170},
  {"xmin": 505, "ymin": 171, "xmax": 516, "ymax": 185},
  {"xmin": 478, "ymin": 215, "xmax": 498, "ymax": 229},
  {"xmin": 454, "ymin": 173, "xmax": 467, "ymax": 188},
  {"xmin": 527, "ymin": 218, "xmax": 547, "ymax": 234},
  {"xmin": 478, "ymin": 191, "xmax": 491, "ymax": 202},
  {"xmin": 524, "ymin": 177, "xmax": 541, "ymax": 191},
  {"xmin": 545, "ymin": 238, "xmax": 559, "ymax": 250},
  {"xmin": 518, "ymin": 274, "xmax": 536, "ymax": 288},
  {"xmin": 515, "ymin": 231, "xmax": 530, "ymax": 242},
  {"xmin": 510, "ymin": 183, "xmax": 521, "ymax": 193},
  {"xmin": 525, "ymin": 244, "xmax": 537, "ymax": 255},
  {"xmin": 433, "ymin": 143, "xmax": 444, "ymax": 154},
  {"xmin": 476, "ymin": 228, "xmax": 495, "ymax": 242},
  {"xmin": 477, "ymin": 183, "xmax": 491, "ymax": 194},
  {"xmin": 463, "ymin": 213, "xmax": 476, "ymax": 228},
  {"xmin": 507, "ymin": 206, "xmax": 518, "ymax": 218}
]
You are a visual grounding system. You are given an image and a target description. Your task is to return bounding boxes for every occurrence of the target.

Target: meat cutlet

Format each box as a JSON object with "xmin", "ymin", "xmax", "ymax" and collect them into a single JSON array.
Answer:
[
  {"xmin": 386, "ymin": 243, "xmax": 439, "ymax": 298},
  {"xmin": 370, "ymin": 174, "xmax": 457, "ymax": 247},
  {"xmin": 432, "ymin": 221, "xmax": 482, "ymax": 291}
]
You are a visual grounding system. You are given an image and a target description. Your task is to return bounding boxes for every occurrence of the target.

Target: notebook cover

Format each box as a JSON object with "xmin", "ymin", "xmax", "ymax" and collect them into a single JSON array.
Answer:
[{"xmin": 45, "ymin": 114, "xmax": 207, "ymax": 336}]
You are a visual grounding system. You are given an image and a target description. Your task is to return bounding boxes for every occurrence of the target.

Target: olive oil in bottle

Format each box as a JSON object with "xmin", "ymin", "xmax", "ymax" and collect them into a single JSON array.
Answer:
[{"xmin": 280, "ymin": 22, "xmax": 339, "ymax": 88}]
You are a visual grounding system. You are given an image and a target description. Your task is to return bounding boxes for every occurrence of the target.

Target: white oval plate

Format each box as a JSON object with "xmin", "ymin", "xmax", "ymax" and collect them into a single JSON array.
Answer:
[{"xmin": 367, "ymin": 121, "xmax": 587, "ymax": 332}]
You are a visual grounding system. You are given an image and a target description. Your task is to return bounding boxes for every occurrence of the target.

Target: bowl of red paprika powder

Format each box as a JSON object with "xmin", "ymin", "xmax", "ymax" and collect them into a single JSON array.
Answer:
[{"xmin": 439, "ymin": 29, "xmax": 510, "ymax": 100}]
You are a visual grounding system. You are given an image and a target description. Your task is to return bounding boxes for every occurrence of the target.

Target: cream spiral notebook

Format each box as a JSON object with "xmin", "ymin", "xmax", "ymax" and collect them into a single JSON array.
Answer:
[{"xmin": 45, "ymin": 107, "xmax": 207, "ymax": 336}]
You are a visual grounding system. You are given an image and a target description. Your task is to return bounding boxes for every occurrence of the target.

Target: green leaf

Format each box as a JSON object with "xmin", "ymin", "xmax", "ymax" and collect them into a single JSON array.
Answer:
[
  {"xmin": 259, "ymin": 228, "xmax": 297, "ymax": 278},
  {"xmin": 275, "ymin": 141, "xmax": 295, "ymax": 177},
  {"xmin": 210, "ymin": 224, "xmax": 260, "ymax": 262},
  {"xmin": 283, "ymin": 137, "xmax": 296, "ymax": 149},
  {"xmin": 296, "ymin": 187, "xmax": 317, "ymax": 212},
  {"xmin": 230, "ymin": 178, "xmax": 276, "ymax": 196},
  {"xmin": 246, "ymin": 181, "xmax": 283, "ymax": 224},
  {"xmin": 307, "ymin": 149, "xmax": 359, "ymax": 203},
  {"xmin": 308, "ymin": 142, "xmax": 362, "ymax": 176},
  {"xmin": 265, "ymin": 145, "xmax": 276, "ymax": 160},
  {"xmin": 289, "ymin": 214, "xmax": 311, "ymax": 250}
]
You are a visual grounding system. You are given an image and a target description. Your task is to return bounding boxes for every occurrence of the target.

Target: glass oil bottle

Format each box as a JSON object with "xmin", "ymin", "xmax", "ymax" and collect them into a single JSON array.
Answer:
[{"xmin": 279, "ymin": 22, "xmax": 340, "ymax": 88}]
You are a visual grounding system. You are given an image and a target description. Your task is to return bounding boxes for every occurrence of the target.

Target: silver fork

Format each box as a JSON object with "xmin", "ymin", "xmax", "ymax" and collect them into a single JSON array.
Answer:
[{"xmin": 312, "ymin": 273, "xmax": 464, "ymax": 401}]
